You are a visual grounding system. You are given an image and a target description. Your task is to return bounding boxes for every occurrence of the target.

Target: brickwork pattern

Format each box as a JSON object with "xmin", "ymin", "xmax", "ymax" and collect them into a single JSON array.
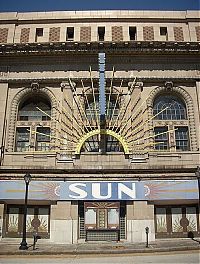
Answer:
[
  {"xmin": 49, "ymin": 27, "xmax": 60, "ymax": 42},
  {"xmin": 195, "ymin": 26, "xmax": 200, "ymax": 41},
  {"xmin": 0, "ymin": 28, "xmax": 8, "ymax": 43},
  {"xmin": 80, "ymin": 27, "xmax": 91, "ymax": 42},
  {"xmin": 20, "ymin": 28, "xmax": 30, "ymax": 43},
  {"xmin": 112, "ymin": 26, "xmax": 123, "ymax": 41},
  {"xmin": 143, "ymin": 26, "xmax": 154, "ymax": 41},
  {"xmin": 173, "ymin": 27, "xmax": 184, "ymax": 41}
]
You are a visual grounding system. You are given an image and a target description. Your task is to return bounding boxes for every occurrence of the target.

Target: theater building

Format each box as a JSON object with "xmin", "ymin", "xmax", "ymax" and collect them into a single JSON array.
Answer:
[{"xmin": 0, "ymin": 10, "xmax": 199, "ymax": 244}]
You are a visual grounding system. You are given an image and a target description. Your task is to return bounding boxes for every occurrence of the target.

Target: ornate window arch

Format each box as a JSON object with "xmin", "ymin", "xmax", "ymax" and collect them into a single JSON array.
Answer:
[
  {"xmin": 146, "ymin": 85, "xmax": 197, "ymax": 151},
  {"xmin": 7, "ymin": 86, "xmax": 57, "ymax": 152}
]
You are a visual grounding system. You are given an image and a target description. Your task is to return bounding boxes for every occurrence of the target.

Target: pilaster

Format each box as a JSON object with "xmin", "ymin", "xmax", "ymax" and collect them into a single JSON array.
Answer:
[
  {"xmin": 50, "ymin": 201, "xmax": 78, "ymax": 244},
  {"xmin": 126, "ymin": 201, "xmax": 155, "ymax": 243}
]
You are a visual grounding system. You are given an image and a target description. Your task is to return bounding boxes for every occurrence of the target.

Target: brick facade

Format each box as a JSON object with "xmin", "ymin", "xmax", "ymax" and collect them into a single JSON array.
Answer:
[
  {"xmin": 20, "ymin": 28, "xmax": 30, "ymax": 43},
  {"xmin": 0, "ymin": 28, "xmax": 8, "ymax": 43},
  {"xmin": 112, "ymin": 26, "xmax": 123, "ymax": 41},
  {"xmin": 80, "ymin": 27, "xmax": 91, "ymax": 42},
  {"xmin": 173, "ymin": 27, "xmax": 184, "ymax": 41},
  {"xmin": 49, "ymin": 27, "xmax": 60, "ymax": 42},
  {"xmin": 143, "ymin": 26, "xmax": 154, "ymax": 41}
]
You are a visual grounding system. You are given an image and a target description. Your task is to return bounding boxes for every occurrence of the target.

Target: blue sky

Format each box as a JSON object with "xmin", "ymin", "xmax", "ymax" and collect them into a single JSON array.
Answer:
[{"xmin": 0, "ymin": 0, "xmax": 199, "ymax": 12}]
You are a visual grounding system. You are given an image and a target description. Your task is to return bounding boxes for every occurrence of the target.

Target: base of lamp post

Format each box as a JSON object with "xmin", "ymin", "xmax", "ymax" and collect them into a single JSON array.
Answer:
[{"xmin": 19, "ymin": 239, "xmax": 28, "ymax": 250}]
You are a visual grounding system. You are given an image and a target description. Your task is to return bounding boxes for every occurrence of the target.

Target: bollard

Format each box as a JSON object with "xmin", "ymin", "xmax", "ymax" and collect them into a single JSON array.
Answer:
[
  {"xmin": 145, "ymin": 227, "xmax": 149, "ymax": 248},
  {"xmin": 33, "ymin": 234, "xmax": 41, "ymax": 250}
]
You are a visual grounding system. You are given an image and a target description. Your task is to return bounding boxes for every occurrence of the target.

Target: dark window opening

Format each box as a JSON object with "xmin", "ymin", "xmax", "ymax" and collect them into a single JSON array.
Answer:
[
  {"xmin": 66, "ymin": 27, "xmax": 74, "ymax": 41},
  {"xmin": 160, "ymin": 27, "xmax": 168, "ymax": 36},
  {"xmin": 160, "ymin": 27, "xmax": 168, "ymax": 40},
  {"xmin": 98, "ymin": 27, "xmax": 105, "ymax": 41},
  {"xmin": 129, "ymin": 27, "xmax": 137, "ymax": 41},
  {"xmin": 35, "ymin": 28, "xmax": 43, "ymax": 42}
]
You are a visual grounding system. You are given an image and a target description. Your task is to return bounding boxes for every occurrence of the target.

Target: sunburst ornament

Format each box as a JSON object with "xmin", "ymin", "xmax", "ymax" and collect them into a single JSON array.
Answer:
[{"xmin": 32, "ymin": 53, "xmax": 176, "ymax": 156}]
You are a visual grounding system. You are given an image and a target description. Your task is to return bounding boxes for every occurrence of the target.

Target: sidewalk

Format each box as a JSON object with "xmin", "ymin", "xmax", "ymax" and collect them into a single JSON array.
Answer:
[{"xmin": 0, "ymin": 238, "xmax": 199, "ymax": 255}]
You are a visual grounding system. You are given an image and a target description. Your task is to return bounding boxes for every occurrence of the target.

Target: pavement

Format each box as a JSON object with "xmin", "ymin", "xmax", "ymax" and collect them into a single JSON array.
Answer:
[{"xmin": 0, "ymin": 238, "xmax": 199, "ymax": 255}]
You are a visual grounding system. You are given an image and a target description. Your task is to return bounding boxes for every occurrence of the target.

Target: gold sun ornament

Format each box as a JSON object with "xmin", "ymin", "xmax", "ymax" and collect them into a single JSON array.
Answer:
[{"xmin": 30, "ymin": 64, "xmax": 176, "ymax": 157}]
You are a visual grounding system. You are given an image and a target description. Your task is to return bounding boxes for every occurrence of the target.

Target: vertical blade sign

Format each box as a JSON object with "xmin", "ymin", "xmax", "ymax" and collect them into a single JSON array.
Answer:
[{"xmin": 98, "ymin": 53, "xmax": 106, "ymax": 128}]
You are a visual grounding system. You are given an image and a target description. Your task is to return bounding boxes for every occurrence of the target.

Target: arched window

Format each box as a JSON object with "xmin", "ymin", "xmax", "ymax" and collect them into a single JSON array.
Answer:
[
  {"xmin": 153, "ymin": 94, "xmax": 189, "ymax": 151},
  {"xmin": 18, "ymin": 97, "xmax": 51, "ymax": 121},
  {"xmin": 15, "ymin": 96, "xmax": 51, "ymax": 152},
  {"xmin": 81, "ymin": 134, "xmax": 123, "ymax": 153},
  {"xmin": 153, "ymin": 95, "xmax": 187, "ymax": 120}
]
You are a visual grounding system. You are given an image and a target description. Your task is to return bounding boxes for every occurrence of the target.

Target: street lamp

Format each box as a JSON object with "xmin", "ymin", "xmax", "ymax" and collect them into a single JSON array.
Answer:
[
  {"xmin": 19, "ymin": 173, "xmax": 32, "ymax": 250},
  {"xmin": 195, "ymin": 166, "xmax": 200, "ymax": 212}
]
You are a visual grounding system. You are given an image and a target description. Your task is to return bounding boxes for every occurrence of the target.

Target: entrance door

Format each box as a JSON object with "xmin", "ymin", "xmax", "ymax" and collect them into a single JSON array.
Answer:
[{"xmin": 84, "ymin": 202, "xmax": 120, "ymax": 241}]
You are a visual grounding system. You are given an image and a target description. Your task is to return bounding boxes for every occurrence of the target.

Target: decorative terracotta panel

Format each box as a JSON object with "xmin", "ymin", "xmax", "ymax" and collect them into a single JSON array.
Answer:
[
  {"xmin": 174, "ymin": 27, "xmax": 184, "ymax": 41},
  {"xmin": 80, "ymin": 27, "xmax": 91, "ymax": 42},
  {"xmin": 20, "ymin": 28, "xmax": 30, "ymax": 43},
  {"xmin": 49, "ymin": 27, "xmax": 60, "ymax": 42},
  {"xmin": 112, "ymin": 26, "xmax": 123, "ymax": 41},
  {"xmin": 0, "ymin": 28, "xmax": 8, "ymax": 43},
  {"xmin": 143, "ymin": 26, "xmax": 154, "ymax": 41},
  {"xmin": 195, "ymin": 26, "xmax": 200, "ymax": 41}
]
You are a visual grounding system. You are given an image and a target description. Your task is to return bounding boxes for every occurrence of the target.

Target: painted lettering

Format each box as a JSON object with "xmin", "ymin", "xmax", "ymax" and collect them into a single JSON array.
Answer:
[
  {"xmin": 118, "ymin": 183, "xmax": 135, "ymax": 199},
  {"xmin": 69, "ymin": 183, "xmax": 87, "ymax": 199},
  {"xmin": 92, "ymin": 183, "xmax": 112, "ymax": 199}
]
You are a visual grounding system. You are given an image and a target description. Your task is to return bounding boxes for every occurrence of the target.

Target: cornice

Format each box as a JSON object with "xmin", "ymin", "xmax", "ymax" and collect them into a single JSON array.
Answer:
[
  {"xmin": 0, "ymin": 76, "xmax": 198, "ymax": 84},
  {"xmin": 0, "ymin": 41, "xmax": 199, "ymax": 56}
]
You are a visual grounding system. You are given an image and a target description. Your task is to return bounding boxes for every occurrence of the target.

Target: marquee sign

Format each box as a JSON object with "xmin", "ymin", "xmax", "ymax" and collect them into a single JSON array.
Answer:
[{"xmin": 0, "ymin": 180, "xmax": 198, "ymax": 201}]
